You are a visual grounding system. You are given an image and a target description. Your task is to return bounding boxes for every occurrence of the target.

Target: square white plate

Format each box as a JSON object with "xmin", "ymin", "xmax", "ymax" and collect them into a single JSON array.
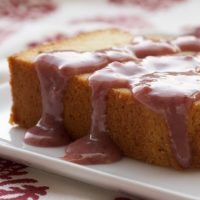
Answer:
[{"xmin": 0, "ymin": 83, "xmax": 200, "ymax": 200}]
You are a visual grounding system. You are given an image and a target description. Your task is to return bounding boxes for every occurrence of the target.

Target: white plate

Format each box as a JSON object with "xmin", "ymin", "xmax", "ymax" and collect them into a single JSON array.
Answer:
[{"xmin": 0, "ymin": 83, "xmax": 200, "ymax": 200}]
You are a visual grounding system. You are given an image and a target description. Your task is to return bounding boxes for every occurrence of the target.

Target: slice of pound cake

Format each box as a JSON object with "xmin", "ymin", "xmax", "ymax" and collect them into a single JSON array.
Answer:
[{"xmin": 8, "ymin": 29, "xmax": 200, "ymax": 169}]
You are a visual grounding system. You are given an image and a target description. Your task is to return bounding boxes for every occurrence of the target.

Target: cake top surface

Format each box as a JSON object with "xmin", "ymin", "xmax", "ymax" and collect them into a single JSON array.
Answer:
[{"xmin": 11, "ymin": 29, "xmax": 133, "ymax": 62}]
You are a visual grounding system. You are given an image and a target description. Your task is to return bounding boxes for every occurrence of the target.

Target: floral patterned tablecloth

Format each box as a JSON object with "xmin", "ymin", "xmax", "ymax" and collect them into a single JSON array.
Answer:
[
  {"xmin": 0, "ymin": 158, "xmax": 135, "ymax": 200},
  {"xmin": 0, "ymin": 0, "xmax": 200, "ymax": 199}
]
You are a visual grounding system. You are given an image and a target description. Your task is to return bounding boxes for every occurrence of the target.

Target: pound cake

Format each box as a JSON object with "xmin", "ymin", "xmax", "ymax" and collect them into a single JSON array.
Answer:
[{"xmin": 8, "ymin": 29, "xmax": 200, "ymax": 169}]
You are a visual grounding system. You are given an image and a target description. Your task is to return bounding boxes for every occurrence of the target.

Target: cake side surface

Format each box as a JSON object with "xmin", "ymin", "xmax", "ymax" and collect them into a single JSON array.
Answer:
[{"xmin": 9, "ymin": 58, "xmax": 41, "ymax": 128}]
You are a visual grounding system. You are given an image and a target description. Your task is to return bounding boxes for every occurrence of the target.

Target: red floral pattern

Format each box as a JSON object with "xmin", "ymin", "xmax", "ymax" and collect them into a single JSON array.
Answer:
[
  {"xmin": 0, "ymin": 0, "xmax": 56, "ymax": 20},
  {"xmin": 0, "ymin": 158, "xmax": 49, "ymax": 200},
  {"xmin": 70, "ymin": 15, "xmax": 152, "ymax": 29},
  {"xmin": 28, "ymin": 15, "xmax": 151, "ymax": 48},
  {"xmin": 109, "ymin": 0, "xmax": 187, "ymax": 11}
]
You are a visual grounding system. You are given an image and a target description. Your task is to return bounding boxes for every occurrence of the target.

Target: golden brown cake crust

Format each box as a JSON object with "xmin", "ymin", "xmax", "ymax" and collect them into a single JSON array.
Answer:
[{"xmin": 8, "ymin": 29, "xmax": 200, "ymax": 169}]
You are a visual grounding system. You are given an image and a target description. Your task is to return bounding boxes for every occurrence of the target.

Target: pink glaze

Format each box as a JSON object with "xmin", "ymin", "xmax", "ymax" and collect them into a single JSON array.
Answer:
[
  {"xmin": 173, "ymin": 36, "xmax": 200, "ymax": 52},
  {"xmin": 130, "ymin": 39, "xmax": 178, "ymax": 58},
  {"xmin": 63, "ymin": 62, "xmax": 130, "ymax": 164}
]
